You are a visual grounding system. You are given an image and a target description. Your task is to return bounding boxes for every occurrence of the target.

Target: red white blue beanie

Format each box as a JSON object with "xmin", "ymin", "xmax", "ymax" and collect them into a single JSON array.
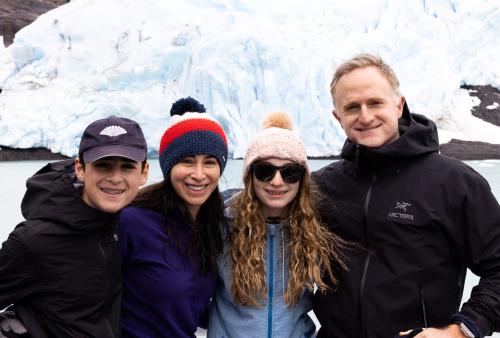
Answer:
[{"xmin": 159, "ymin": 111, "xmax": 228, "ymax": 178}]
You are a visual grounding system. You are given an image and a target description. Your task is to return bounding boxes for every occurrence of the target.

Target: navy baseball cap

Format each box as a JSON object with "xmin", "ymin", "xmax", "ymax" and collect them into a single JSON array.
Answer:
[{"xmin": 78, "ymin": 115, "xmax": 147, "ymax": 163}]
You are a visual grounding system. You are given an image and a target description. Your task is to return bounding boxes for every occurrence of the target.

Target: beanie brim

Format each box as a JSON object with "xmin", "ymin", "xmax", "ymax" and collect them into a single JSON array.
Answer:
[{"xmin": 159, "ymin": 130, "xmax": 228, "ymax": 177}]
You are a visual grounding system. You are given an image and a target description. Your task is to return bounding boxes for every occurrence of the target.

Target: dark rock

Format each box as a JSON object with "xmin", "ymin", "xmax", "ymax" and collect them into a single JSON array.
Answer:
[
  {"xmin": 1, "ymin": 141, "xmax": 498, "ymax": 161},
  {"xmin": 461, "ymin": 84, "xmax": 500, "ymax": 127},
  {"xmin": 440, "ymin": 139, "xmax": 500, "ymax": 160},
  {"xmin": 0, "ymin": 0, "xmax": 69, "ymax": 47},
  {"xmin": 0, "ymin": 145, "xmax": 69, "ymax": 161}
]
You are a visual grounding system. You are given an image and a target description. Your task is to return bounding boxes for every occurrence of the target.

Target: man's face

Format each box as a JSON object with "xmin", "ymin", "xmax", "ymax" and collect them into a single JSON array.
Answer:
[
  {"xmin": 333, "ymin": 66, "xmax": 405, "ymax": 148},
  {"xmin": 75, "ymin": 156, "xmax": 149, "ymax": 213}
]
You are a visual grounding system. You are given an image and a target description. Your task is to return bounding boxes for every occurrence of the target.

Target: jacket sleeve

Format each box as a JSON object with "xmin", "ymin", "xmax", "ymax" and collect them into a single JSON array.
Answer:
[
  {"xmin": 0, "ymin": 226, "xmax": 40, "ymax": 309},
  {"xmin": 452, "ymin": 168, "xmax": 500, "ymax": 336}
]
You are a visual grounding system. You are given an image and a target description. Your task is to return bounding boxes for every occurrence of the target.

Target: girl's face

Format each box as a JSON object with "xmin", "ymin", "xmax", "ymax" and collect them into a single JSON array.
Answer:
[
  {"xmin": 170, "ymin": 154, "xmax": 221, "ymax": 220},
  {"xmin": 251, "ymin": 158, "xmax": 303, "ymax": 219}
]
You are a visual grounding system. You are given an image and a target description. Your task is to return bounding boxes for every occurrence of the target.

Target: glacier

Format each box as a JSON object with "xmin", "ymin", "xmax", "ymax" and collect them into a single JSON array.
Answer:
[{"xmin": 0, "ymin": 0, "xmax": 499, "ymax": 159}]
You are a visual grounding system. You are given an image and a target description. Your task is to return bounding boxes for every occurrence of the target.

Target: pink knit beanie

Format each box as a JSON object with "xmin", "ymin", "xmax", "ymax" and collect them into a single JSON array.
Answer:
[{"xmin": 243, "ymin": 111, "xmax": 309, "ymax": 179}]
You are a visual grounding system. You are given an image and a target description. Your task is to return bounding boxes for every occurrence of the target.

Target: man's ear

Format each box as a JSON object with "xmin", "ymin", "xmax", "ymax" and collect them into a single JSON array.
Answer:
[
  {"xmin": 140, "ymin": 162, "xmax": 150, "ymax": 186},
  {"xmin": 74, "ymin": 157, "xmax": 85, "ymax": 182},
  {"xmin": 332, "ymin": 109, "xmax": 343, "ymax": 126},
  {"xmin": 397, "ymin": 96, "xmax": 406, "ymax": 118}
]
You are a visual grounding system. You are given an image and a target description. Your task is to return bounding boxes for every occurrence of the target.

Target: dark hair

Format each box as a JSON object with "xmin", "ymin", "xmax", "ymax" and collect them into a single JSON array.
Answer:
[
  {"xmin": 78, "ymin": 153, "xmax": 148, "ymax": 172},
  {"xmin": 132, "ymin": 178, "xmax": 226, "ymax": 275}
]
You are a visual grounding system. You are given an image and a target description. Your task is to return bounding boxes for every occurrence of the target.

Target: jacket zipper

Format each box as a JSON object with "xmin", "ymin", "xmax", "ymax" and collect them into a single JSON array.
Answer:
[
  {"xmin": 354, "ymin": 145, "xmax": 360, "ymax": 178},
  {"xmin": 360, "ymin": 174, "xmax": 376, "ymax": 338},
  {"xmin": 267, "ymin": 232, "xmax": 274, "ymax": 338},
  {"xmin": 99, "ymin": 240, "xmax": 115, "ymax": 338},
  {"xmin": 420, "ymin": 293, "xmax": 428, "ymax": 327}
]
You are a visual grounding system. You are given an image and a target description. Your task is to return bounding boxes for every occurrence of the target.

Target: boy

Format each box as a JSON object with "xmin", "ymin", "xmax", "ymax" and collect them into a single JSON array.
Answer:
[{"xmin": 0, "ymin": 115, "xmax": 149, "ymax": 337}]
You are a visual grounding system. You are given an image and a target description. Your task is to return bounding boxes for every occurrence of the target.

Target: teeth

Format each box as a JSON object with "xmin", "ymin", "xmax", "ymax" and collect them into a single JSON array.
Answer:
[
  {"xmin": 267, "ymin": 190, "xmax": 286, "ymax": 195},
  {"xmin": 101, "ymin": 188, "xmax": 124, "ymax": 195},
  {"xmin": 358, "ymin": 125, "xmax": 379, "ymax": 131},
  {"xmin": 187, "ymin": 184, "xmax": 207, "ymax": 191}
]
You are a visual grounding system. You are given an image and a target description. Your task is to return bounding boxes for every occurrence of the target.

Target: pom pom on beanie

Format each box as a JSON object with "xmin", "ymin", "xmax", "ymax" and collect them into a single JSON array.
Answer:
[
  {"xmin": 159, "ymin": 98, "xmax": 228, "ymax": 177},
  {"xmin": 261, "ymin": 111, "xmax": 293, "ymax": 130},
  {"xmin": 170, "ymin": 97, "xmax": 206, "ymax": 116},
  {"xmin": 243, "ymin": 111, "xmax": 308, "ymax": 179}
]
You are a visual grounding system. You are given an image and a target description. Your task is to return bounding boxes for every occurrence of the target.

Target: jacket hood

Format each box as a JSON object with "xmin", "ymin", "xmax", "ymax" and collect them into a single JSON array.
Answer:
[
  {"xmin": 21, "ymin": 159, "xmax": 117, "ymax": 232},
  {"xmin": 341, "ymin": 101, "xmax": 439, "ymax": 163}
]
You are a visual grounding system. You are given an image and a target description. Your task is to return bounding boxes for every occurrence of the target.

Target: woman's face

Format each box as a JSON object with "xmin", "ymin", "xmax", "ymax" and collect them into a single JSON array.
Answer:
[
  {"xmin": 251, "ymin": 158, "xmax": 302, "ymax": 219},
  {"xmin": 170, "ymin": 154, "xmax": 221, "ymax": 220}
]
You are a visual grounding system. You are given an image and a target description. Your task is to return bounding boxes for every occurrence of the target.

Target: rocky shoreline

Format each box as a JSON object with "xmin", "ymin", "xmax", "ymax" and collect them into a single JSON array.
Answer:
[
  {"xmin": 0, "ymin": 146, "xmax": 69, "ymax": 161},
  {"xmin": 1, "ymin": 138, "xmax": 499, "ymax": 161}
]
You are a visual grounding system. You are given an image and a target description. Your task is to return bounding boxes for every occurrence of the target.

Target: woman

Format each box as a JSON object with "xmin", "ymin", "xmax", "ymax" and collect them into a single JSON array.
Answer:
[
  {"xmin": 208, "ymin": 112, "xmax": 346, "ymax": 338},
  {"xmin": 119, "ymin": 98, "xmax": 228, "ymax": 337}
]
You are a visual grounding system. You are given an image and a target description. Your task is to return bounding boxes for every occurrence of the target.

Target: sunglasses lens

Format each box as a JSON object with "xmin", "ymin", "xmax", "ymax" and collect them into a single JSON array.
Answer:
[
  {"xmin": 252, "ymin": 164, "xmax": 304, "ymax": 183},
  {"xmin": 280, "ymin": 166, "xmax": 304, "ymax": 183},
  {"xmin": 253, "ymin": 164, "xmax": 277, "ymax": 182}
]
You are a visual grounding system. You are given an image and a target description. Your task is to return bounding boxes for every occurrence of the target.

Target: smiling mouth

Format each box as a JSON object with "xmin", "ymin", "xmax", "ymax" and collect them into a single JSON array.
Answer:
[
  {"xmin": 265, "ymin": 190, "xmax": 287, "ymax": 196},
  {"xmin": 186, "ymin": 184, "xmax": 208, "ymax": 191},
  {"xmin": 101, "ymin": 187, "xmax": 125, "ymax": 195},
  {"xmin": 356, "ymin": 125, "xmax": 381, "ymax": 132}
]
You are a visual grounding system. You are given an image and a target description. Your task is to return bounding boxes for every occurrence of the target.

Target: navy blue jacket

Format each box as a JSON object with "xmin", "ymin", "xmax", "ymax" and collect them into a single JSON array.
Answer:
[{"xmin": 119, "ymin": 206, "xmax": 215, "ymax": 338}]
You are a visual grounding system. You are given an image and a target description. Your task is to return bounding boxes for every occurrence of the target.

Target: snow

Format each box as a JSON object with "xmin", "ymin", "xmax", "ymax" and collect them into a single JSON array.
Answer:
[{"xmin": 0, "ymin": 0, "xmax": 499, "ymax": 158}]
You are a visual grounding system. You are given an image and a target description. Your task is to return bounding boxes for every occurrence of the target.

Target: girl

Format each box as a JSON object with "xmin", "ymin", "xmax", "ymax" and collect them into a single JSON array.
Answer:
[
  {"xmin": 208, "ymin": 112, "xmax": 346, "ymax": 338},
  {"xmin": 119, "ymin": 98, "xmax": 228, "ymax": 338}
]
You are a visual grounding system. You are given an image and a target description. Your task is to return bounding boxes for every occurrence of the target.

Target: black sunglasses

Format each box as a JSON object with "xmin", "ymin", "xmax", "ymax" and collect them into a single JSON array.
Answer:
[{"xmin": 252, "ymin": 163, "xmax": 305, "ymax": 184}]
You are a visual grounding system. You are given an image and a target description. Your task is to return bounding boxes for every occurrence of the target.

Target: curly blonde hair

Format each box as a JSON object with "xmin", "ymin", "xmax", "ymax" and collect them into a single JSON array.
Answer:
[{"xmin": 229, "ymin": 171, "xmax": 347, "ymax": 307}]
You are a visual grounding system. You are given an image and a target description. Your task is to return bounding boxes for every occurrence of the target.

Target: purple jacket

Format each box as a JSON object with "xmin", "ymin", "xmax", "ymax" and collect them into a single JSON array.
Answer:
[{"xmin": 119, "ymin": 206, "xmax": 215, "ymax": 338}]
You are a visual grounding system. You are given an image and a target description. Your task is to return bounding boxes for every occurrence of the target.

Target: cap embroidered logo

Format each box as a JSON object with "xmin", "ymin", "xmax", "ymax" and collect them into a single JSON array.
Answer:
[{"xmin": 100, "ymin": 125, "xmax": 127, "ymax": 137}]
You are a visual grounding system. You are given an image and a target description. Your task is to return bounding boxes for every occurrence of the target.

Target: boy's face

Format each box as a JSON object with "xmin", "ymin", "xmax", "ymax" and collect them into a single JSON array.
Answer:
[{"xmin": 75, "ymin": 156, "xmax": 149, "ymax": 213}]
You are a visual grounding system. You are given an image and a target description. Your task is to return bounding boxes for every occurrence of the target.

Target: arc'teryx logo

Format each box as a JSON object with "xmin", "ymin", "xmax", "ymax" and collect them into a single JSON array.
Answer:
[
  {"xmin": 395, "ymin": 201, "xmax": 412, "ymax": 212},
  {"xmin": 388, "ymin": 201, "xmax": 415, "ymax": 221}
]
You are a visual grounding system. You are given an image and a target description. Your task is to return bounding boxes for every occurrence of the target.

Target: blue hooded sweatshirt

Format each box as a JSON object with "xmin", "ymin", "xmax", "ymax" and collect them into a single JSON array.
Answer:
[{"xmin": 208, "ymin": 219, "xmax": 316, "ymax": 338}]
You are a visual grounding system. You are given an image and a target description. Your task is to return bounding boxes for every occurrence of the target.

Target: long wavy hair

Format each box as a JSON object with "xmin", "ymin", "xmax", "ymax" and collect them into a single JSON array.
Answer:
[
  {"xmin": 132, "ymin": 177, "xmax": 225, "ymax": 276},
  {"xmin": 229, "ymin": 170, "xmax": 347, "ymax": 307}
]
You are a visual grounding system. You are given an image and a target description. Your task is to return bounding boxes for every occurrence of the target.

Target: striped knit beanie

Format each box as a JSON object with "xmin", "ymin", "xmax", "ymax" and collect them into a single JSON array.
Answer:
[
  {"xmin": 159, "ymin": 98, "xmax": 228, "ymax": 178},
  {"xmin": 243, "ymin": 111, "xmax": 308, "ymax": 179}
]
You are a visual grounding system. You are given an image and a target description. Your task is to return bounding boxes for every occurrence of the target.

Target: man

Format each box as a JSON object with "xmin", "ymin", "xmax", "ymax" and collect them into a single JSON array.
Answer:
[
  {"xmin": 0, "ymin": 115, "xmax": 149, "ymax": 337},
  {"xmin": 312, "ymin": 54, "xmax": 500, "ymax": 338}
]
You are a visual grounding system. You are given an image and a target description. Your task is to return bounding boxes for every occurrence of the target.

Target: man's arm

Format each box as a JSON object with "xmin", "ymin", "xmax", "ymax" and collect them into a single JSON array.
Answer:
[
  {"xmin": 455, "ymin": 170, "xmax": 500, "ymax": 337},
  {"xmin": 401, "ymin": 167, "xmax": 500, "ymax": 338},
  {"xmin": 0, "ymin": 227, "xmax": 39, "ymax": 309}
]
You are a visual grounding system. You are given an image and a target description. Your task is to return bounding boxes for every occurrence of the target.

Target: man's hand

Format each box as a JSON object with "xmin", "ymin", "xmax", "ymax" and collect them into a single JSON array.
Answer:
[
  {"xmin": 0, "ymin": 310, "xmax": 27, "ymax": 338},
  {"xmin": 399, "ymin": 324, "xmax": 467, "ymax": 338}
]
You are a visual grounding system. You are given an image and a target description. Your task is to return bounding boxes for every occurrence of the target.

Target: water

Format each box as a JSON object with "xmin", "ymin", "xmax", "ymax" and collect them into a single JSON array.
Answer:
[{"xmin": 1, "ymin": 159, "xmax": 500, "ymax": 336}]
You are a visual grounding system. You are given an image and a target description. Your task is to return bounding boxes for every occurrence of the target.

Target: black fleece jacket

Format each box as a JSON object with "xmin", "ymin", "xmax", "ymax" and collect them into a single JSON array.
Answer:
[
  {"xmin": 312, "ymin": 104, "xmax": 500, "ymax": 338},
  {"xmin": 0, "ymin": 160, "xmax": 121, "ymax": 338}
]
